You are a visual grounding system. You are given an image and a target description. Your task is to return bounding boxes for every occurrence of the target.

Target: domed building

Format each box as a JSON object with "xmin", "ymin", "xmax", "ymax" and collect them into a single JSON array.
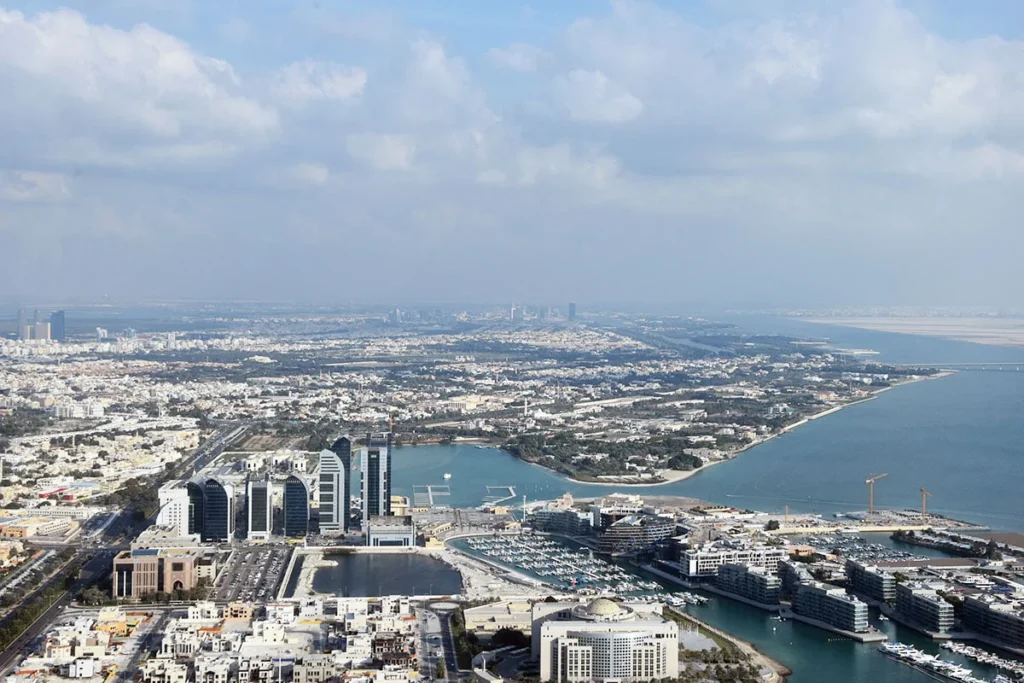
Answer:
[{"xmin": 533, "ymin": 598, "xmax": 679, "ymax": 682}]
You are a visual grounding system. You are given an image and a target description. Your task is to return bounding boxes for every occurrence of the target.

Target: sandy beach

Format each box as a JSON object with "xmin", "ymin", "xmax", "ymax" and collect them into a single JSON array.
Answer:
[{"xmin": 803, "ymin": 316, "xmax": 1024, "ymax": 347}]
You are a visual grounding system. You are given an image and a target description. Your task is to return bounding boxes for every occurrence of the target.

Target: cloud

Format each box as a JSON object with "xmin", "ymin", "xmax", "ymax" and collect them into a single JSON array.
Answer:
[
  {"xmin": 289, "ymin": 162, "xmax": 330, "ymax": 186},
  {"xmin": 551, "ymin": 69, "xmax": 644, "ymax": 123},
  {"xmin": 271, "ymin": 60, "xmax": 367, "ymax": 104},
  {"xmin": 0, "ymin": 171, "xmax": 70, "ymax": 202},
  {"xmin": 0, "ymin": 8, "xmax": 277, "ymax": 167},
  {"xmin": 346, "ymin": 133, "xmax": 416, "ymax": 171},
  {"xmin": 487, "ymin": 43, "xmax": 550, "ymax": 72},
  {"xmin": 219, "ymin": 17, "xmax": 251, "ymax": 44}
]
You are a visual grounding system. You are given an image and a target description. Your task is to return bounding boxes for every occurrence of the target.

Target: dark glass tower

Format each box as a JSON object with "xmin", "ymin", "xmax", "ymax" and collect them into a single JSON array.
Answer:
[
  {"xmin": 361, "ymin": 432, "xmax": 392, "ymax": 520},
  {"xmin": 246, "ymin": 476, "xmax": 271, "ymax": 540},
  {"xmin": 330, "ymin": 436, "xmax": 352, "ymax": 531},
  {"xmin": 283, "ymin": 474, "xmax": 311, "ymax": 537},
  {"xmin": 568, "ymin": 302, "xmax": 577, "ymax": 321},
  {"xmin": 202, "ymin": 478, "xmax": 233, "ymax": 542},
  {"xmin": 50, "ymin": 310, "xmax": 66, "ymax": 343},
  {"xmin": 185, "ymin": 481, "xmax": 205, "ymax": 536}
]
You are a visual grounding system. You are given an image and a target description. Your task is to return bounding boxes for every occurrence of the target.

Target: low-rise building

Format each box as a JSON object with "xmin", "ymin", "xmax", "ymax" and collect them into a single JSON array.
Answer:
[
  {"xmin": 963, "ymin": 595, "xmax": 1024, "ymax": 650},
  {"xmin": 894, "ymin": 583, "xmax": 954, "ymax": 635},
  {"xmin": 682, "ymin": 542, "xmax": 788, "ymax": 578},
  {"xmin": 715, "ymin": 563, "xmax": 781, "ymax": 606},
  {"xmin": 111, "ymin": 548, "xmax": 210, "ymax": 599},
  {"xmin": 366, "ymin": 515, "xmax": 416, "ymax": 547},
  {"xmin": 792, "ymin": 582, "xmax": 870, "ymax": 633},
  {"xmin": 596, "ymin": 514, "xmax": 675, "ymax": 555},
  {"xmin": 845, "ymin": 560, "xmax": 896, "ymax": 603}
]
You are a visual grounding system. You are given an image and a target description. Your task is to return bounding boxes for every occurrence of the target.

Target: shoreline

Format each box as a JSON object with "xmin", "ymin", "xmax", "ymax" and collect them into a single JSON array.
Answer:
[{"xmin": 503, "ymin": 371, "xmax": 953, "ymax": 488}]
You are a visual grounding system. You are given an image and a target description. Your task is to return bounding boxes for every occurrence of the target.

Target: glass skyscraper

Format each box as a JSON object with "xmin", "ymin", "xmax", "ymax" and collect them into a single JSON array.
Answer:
[
  {"xmin": 283, "ymin": 474, "xmax": 311, "ymax": 537},
  {"xmin": 50, "ymin": 310, "xmax": 66, "ymax": 343},
  {"xmin": 185, "ymin": 481, "xmax": 205, "ymax": 536},
  {"xmin": 246, "ymin": 476, "xmax": 271, "ymax": 541},
  {"xmin": 361, "ymin": 432, "xmax": 392, "ymax": 521},
  {"xmin": 318, "ymin": 436, "xmax": 352, "ymax": 534},
  {"xmin": 202, "ymin": 478, "xmax": 233, "ymax": 542}
]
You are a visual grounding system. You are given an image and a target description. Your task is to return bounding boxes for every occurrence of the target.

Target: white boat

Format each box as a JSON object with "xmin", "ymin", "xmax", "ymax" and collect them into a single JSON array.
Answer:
[{"xmin": 443, "ymin": 473, "xmax": 452, "ymax": 479}]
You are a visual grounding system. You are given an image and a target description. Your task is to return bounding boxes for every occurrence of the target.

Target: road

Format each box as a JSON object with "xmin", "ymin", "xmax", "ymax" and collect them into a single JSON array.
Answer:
[{"xmin": 0, "ymin": 424, "xmax": 246, "ymax": 675}]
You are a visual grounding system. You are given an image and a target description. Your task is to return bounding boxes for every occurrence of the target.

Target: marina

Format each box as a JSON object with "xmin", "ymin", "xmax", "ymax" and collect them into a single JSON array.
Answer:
[
  {"xmin": 940, "ymin": 642, "xmax": 1024, "ymax": 679},
  {"xmin": 880, "ymin": 642, "xmax": 994, "ymax": 683},
  {"xmin": 462, "ymin": 534, "xmax": 689, "ymax": 598}
]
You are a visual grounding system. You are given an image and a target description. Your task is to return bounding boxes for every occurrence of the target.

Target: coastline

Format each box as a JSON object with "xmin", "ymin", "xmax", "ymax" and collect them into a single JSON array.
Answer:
[{"xmin": 503, "ymin": 371, "xmax": 954, "ymax": 488}]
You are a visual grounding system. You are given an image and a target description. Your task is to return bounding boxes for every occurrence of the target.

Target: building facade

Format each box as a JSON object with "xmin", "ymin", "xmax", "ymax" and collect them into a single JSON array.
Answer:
[
  {"xmin": 50, "ymin": 310, "xmax": 66, "ymax": 343},
  {"xmin": 963, "ymin": 595, "xmax": 1024, "ymax": 650},
  {"xmin": 596, "ymin": 514, "xmax": 676, "ymax": 555},
  {"xmin": 318, "ymin": 439, "xmax": 350, "ymax": 534},
  {"xmin": 365, "ymin": 515, "xmax": 416, "ymax": 547},
  {"xmin": 894, "ymin": 583, "xmax": 954, "ymax": 634},
  {"xmin": 715, "ymin": 563, "xmax": 781, "ymax": 605},
  {"xmin": 156, "ymin": 483, "xmax": 191, "ymax": 537},
  {"xmin": 845, "ymin": 560, "xmax": 896, "ymax": 603},
  {"xmin": 361, "ymin": 432, "xmax": 392, "ymax": 521},
  {"xmin": 792, "ymin": 582, "xmax": 870, "ymax": 633},
  {"xmin": 185, "ymin": 481, "xmax": 205, "ymax": 537},
  {"xmin": 536, "ymin": 599, "xmax": 678, "ymax": 683},
  {"xmin": 246, "ymin": 477, "xmax": 272, "ymax": 541},
  {"xmin": 682, "ymin": 543, "xmax": 788, "ymax": 578},
  {"xmin": 283, "ymin": 474, "xmax": 311, "ymax": 538},
  {"xmin": 111, "ymin": 549, "xmax": 205, "ymax": 599},
  {"xmin": 202, "ymin": 478, "xmax": 233, "ymax": 542}
]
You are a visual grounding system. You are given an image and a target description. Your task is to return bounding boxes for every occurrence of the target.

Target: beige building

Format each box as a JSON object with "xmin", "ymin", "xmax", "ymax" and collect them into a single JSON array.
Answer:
[
  {"xmin": 534, "ymin": 599, "xmax": 678, "ymax": 683},
  {"xmin": 111, "ymin": 548, "xmax": 207, "ymax": 599}
]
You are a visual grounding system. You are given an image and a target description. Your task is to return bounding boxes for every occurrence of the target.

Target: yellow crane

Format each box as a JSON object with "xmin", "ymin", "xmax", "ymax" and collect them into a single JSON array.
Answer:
[
  {"xmin": 865, "ymin": 473, "xmax": 888, "ymax": 514},
  {"xmin": 921, "ymin": 487, "xmax": 933, "ymax": 519}
]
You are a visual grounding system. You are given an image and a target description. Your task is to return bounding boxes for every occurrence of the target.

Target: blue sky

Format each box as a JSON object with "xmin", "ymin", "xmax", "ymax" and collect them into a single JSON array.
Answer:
[{"xmin": 1, "ymin": 1, "xmax": 1023, "ymax": 307}]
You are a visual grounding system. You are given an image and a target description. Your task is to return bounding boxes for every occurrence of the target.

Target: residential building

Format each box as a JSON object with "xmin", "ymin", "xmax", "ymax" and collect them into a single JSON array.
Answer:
[
  {"xmin": 247, "ymin": 476, "xmax": 272, "ymax": 541},
  {"xmin": 846, "ymin": 560, "xmax": 896, "ymax": 603},
  {"xmin": 596, "ymin": 514, "xmax": 676, "ymax": 555},
  {"xmin": 963, "ymin": 595, "xmax": 1024, "ymax": 650},
  {"xmin": 362, "ymin": 432, "xmax": 392, "ymax": 520},
  {"xmin": 283, "ymin": 474, "xmax": 312, "ymax": 537},
  {"xmin": 792, "ymin": 582, "xmax": 870, "ymax": 633},
  {"xmin": 530, "ymin": 508, "xmax": 592, "ymax": 536},
  {"xmin": 681, "ymin": 543, "xmax": 788, "ymax": 578},
  {"xmin": 536, "ymin": 598, "xmax": 678, "ymax": 682},
  {"xmin": 778, "ymin": 560, "xmax": 813, "ymax": 600},
  {"xmin": 716, "ymin": 563, "xmax": 781, "ymax": 605},
  {"xmin": 894, "ymin": 583, "xmax": 954, "ymax": 635}
]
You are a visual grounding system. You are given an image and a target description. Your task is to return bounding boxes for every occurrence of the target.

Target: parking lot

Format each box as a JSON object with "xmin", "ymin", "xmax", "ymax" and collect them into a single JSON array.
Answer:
[{"xmin": 214, "ymin": 547, "xmax": 291, "ymax": 602}]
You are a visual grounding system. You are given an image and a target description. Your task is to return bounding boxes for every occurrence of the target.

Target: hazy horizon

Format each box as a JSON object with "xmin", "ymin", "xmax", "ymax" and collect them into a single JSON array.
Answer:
[{"xmin": 2, "ymin": 0, "xmax": 1023, "ymax": 307}]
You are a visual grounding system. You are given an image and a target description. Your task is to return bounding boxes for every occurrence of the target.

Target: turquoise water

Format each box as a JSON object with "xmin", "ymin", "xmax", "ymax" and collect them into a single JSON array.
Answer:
[
  {"xmin": 383, "ymin": 319, "xmax": 1024, "ymax": 683},
  {"xmin": 389, "ymin": 372, "xmax": 1024, "ymax": 532}
]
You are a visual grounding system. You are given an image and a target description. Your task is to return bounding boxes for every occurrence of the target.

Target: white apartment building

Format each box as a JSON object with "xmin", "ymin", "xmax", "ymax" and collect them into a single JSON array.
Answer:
[
  {"xmin": 681, "ymin": 542, "xmax": 788, "ymax": 577},
  {"xmin": 156, "ymin": 483, "xmax": 191, "ymax": 537}
]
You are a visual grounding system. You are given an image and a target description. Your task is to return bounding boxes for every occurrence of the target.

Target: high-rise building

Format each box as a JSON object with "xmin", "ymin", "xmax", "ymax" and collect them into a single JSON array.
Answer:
[
  {"xmin": 247, "ymin": 476, "xmax": 272, "ymax": 541},
  {"xmin": 361, "ymin": 432, "xmax": 392, "ymax": 521},
  {"xmin": 50, "ymin": 310, "xmax": 66, "ymax": 343},
  {"xmin": 318, "ymin": 437, "xmax": 351, "ymax": 534},
  {"xmin": 202, "ymin": 478, "xmax": 233, "ymax": 542},
  {"xmin": 568, "ymin": 302, "xmax": 577, "ymax": 321},
  {"xmin": 15, "ymin": 309, "xmax": 26, "ymax": 341},
  {"xmin": 34, "ymin": 321, "xmax": 50, "ymax": 341},
  {"xmin": 185, "ymin": 481, "xmax": 205, "ymax": 536},
  {"xmin": 156, "ymin": 483, "xmax": 191, "ymax": 537},
  {"xmin": 283, "ymin": 474, "xmax": 312, "ymax": 538}
]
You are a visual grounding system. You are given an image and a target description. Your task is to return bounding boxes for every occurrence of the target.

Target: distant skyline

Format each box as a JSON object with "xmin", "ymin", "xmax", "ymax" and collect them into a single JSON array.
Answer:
[{"xmin": 2, "ymin": 1, "xmax": 1024, "ymax": 306}]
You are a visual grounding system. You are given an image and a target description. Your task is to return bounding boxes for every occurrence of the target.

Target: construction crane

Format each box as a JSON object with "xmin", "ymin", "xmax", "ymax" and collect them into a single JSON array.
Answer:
[
  {"xmin": 920, "ymin": 487, "xmax": 933, "ymax": 519},
  {"xmin": 865, "ymin": 473, "xmax": 888, "ymax": 514}
]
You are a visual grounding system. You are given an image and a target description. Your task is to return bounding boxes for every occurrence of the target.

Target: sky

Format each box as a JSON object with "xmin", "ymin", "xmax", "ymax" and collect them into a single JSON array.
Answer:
[{"xmin": 2, "ymin": 0, "xmax": 1024, "ymax": 308}]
